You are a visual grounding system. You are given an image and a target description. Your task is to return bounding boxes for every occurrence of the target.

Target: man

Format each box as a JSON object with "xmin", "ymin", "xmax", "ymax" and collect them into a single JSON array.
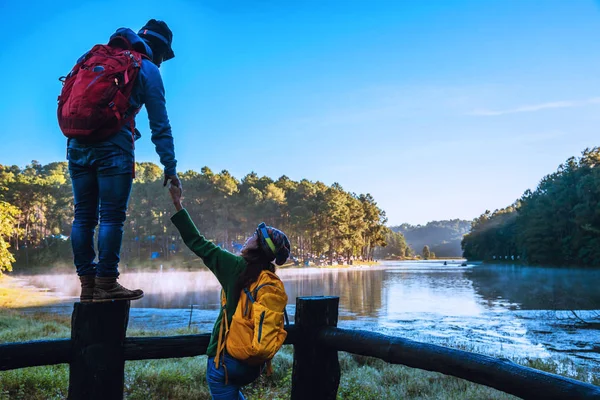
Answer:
[{"xmin": 67, "ymin": 19, "xmax": 180, "ymax": 302}]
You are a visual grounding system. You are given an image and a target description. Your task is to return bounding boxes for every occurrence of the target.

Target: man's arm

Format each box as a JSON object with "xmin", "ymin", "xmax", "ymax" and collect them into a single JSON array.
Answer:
[{"xmin": 141, "ymin": 60, "xmax": 178, "ymax": 181}]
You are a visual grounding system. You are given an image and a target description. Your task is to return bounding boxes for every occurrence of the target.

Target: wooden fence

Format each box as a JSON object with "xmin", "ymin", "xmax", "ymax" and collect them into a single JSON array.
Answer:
[{"xmin": 1, "ymin": 296, "xmax": 599, "ymax": 399}]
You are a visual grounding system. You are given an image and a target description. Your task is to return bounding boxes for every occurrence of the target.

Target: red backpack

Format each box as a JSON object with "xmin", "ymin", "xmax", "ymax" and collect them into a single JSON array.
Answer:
[{"xmin": 57, "ymin": 37, "xmax": 146, "ymax": 142}]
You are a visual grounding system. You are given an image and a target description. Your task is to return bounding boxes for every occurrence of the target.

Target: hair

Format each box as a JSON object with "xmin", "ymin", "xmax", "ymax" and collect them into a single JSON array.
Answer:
[{"xmin": 234, "ymin": 247, "xmax": 275, "ymax": 295}]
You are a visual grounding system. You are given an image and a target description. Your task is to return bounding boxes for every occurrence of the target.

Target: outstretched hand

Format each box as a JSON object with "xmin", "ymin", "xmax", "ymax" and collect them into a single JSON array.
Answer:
[
  {"xmin": 164, "ymin": 174, "xmax": 181, "ymax": 189},
  {"xmin": 166, "ymin": 175, "xmax": 183, "ymax": 212}
]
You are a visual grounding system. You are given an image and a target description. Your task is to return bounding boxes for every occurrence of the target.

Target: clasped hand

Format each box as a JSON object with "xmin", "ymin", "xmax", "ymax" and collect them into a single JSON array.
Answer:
[{"xmin": 165, "ymin": 174, "xmax": 183, "ymax": 211}]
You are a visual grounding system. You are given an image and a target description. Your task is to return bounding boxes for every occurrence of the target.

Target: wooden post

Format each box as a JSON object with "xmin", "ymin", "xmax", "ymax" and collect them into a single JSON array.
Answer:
[
  {"xmin": 291, "ymin": 296, "xmax": 340, "ymax": 400},
  {"xmin": 68, "ymin": 301, "xmax": 130, "ymax": 400}
]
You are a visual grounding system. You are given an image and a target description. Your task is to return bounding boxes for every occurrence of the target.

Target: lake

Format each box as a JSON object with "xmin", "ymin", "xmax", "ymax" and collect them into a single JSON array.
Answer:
[{"xmin": 21, "ymin": 260, "xmax": 600, "ymax": 370}]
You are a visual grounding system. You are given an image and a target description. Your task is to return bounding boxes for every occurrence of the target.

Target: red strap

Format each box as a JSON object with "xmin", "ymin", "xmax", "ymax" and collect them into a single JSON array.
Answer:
[{"xmin": 110, "ymin": 103, "xmax": 122, "ymax": 122}]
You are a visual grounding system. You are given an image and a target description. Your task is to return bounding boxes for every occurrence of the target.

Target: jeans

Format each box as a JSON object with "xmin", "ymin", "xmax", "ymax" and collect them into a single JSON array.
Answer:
[
  {"xmin": 206, "ymin": 354, "xmax": 262, "ymax": 400},
  {"xmin": 67, "ymin": 143, "xmax": 133, "ymax": 277}
]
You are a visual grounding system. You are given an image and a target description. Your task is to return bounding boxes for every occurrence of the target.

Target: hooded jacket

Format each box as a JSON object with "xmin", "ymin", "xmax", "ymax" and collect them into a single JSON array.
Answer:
[{"xmin": 67, "ymin": 28, "xmax": 177, "ymax": 176}]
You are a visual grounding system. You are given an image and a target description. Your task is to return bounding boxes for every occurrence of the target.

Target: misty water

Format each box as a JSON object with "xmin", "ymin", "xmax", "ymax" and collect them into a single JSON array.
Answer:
[{"xmin": 21, "ymin": 261, "xmax": 600, "ymax": 370}]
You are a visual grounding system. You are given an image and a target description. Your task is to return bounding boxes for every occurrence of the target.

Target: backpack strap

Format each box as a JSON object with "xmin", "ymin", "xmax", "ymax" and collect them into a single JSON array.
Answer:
[
  {"xmin": 251, "ymin": 283, "xmax": 276, "ymax": 299},
  {"xmin": 214, "ymin": 289, "xmax": 230, "ymax": 383},
  {"xmin": 243, "ymin": 288, "xmax": 255, "ymax": 317}
]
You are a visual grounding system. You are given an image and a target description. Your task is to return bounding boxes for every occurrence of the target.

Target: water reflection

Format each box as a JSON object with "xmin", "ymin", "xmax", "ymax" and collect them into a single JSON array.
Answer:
[
  {"xmin": 468, "ymin": 264, "xmax": 600, "ymax": 310},
  {"xmin": 24, "ymin": 268, "xmax": 386, "ymax": 317},
  {"xmin": 279, "ymin": 268, "xmax": 384, "ymax": 318},
  {"xmin": 382, "ymin": 266, "xmax": 484, "ymax": 318}
]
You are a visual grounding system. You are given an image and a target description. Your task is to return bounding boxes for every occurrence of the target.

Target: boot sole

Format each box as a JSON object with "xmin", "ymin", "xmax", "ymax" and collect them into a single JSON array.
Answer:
[{"xmin": 93, "ymin": 293, "xmax": 144, "ymax": 303}]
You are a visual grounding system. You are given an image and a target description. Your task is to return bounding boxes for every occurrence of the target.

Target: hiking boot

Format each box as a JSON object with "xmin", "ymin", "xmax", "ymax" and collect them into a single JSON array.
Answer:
[
  {"xmin": 79, "ymin": 275, "xmax": 95, "ymax": 303},
  {"xmin": 93, "ymin": 276, "xmax": 144, "ymax": 302}
]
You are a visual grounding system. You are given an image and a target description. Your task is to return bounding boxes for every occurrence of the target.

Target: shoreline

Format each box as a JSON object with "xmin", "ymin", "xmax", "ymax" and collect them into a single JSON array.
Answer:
[
  {"xmin": 0, "ymin": 275, "xmax": 66, "ymax": 308},
  {"xmin": 309, "ymin": 261, "xmax": 381, "ymax": 269}
]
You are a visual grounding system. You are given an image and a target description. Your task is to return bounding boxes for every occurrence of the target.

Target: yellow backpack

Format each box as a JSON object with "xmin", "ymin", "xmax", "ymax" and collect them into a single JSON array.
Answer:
[{"xmin": 215, "ymin": 270, "xmax": 288, "ymax": 375}]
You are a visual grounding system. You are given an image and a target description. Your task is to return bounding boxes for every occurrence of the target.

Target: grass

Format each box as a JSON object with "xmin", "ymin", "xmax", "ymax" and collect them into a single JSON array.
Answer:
[{"xmin": 1, "ymin": 309, "xmax": 598, "ymax": 400}]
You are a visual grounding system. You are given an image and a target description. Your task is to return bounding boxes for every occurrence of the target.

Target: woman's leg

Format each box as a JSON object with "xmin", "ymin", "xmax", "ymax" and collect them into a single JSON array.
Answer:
[{"xmin": 206, "ymin": 357, "xmax": 245, "ymax": 400}]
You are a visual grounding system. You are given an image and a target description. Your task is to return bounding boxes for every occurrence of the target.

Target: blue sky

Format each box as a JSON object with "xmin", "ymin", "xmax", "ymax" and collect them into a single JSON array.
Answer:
[{"xmin": 1, "ymin": 0, "xmax": 600, "ymax": 225}]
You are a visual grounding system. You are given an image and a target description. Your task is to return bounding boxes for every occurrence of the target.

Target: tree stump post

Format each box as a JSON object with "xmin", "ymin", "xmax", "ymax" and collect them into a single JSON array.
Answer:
[
  {"xmin": 68, "ymin": 301, "xmax": 130, "ymax": 400},
  {"xmin": 291, "ymin": 296, "xmax": 340, "ymax": 400}
]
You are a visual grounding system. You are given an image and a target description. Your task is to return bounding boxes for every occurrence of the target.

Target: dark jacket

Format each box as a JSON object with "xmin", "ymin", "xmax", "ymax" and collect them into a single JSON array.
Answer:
[{"xmin": 68, "ymin": 28, "xmax": 177, "ymax": 176}]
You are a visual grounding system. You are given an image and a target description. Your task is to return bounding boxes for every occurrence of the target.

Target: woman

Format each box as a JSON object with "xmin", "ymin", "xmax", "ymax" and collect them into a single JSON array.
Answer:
[{"xmin": 168, "ymin": 184, "xmax": 291, "ymax": 399}]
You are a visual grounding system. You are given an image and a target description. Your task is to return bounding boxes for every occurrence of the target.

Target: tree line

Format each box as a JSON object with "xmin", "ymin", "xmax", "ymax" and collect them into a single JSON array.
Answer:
[
  {"xmin": 0, "ymin": 161, "xmax": 392, "ymax": 273},
  {"xmin": 462, "ymin": 147, "xmax": 600, "ymax": 267}
]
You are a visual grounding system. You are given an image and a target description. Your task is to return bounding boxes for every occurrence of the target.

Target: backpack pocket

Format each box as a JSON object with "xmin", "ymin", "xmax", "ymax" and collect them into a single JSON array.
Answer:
[
  {"xmin": 251, "ymin": 302, "xmax": 287, "ymax": 361},
  {"xmin": 226, "ymin": 312, "xmax": 254, "ymax": 361}
]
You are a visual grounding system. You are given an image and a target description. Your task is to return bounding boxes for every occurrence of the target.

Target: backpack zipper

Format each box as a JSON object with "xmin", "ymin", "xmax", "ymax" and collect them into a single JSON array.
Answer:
[{"xmin": 257, "ymin": 311, "xmax": 266, "ymax": 343}]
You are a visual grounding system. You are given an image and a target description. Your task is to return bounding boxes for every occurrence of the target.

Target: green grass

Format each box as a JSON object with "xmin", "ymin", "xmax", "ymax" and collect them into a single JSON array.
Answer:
[
  {"xmin": 0, "ymin": 311, "xmax": 70, "ymax": 343},
  {"xmin": 0, "ymin": 309, "xmax": 598, "ymax": 400},
  {"xmin": 336, "ymin": 353, "xmax": 517, "ymax": 400}
]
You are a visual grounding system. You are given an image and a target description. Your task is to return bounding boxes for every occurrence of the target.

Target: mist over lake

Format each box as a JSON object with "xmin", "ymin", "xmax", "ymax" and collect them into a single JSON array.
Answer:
[{"xmin": 21, "ymin": 260, "xmax": 600, "ymax": 372}]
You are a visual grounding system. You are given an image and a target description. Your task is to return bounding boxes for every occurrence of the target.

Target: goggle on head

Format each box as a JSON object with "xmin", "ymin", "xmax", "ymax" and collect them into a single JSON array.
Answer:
[{"xmin": 256, "ymin": 222, "xmax": 277, "ymax": 257}]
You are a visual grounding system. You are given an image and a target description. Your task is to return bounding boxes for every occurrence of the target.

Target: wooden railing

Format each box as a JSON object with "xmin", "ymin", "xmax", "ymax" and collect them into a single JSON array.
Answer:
[{"xmin": 1, "ymin": 296, "xmax": 599, "ymax": 399}]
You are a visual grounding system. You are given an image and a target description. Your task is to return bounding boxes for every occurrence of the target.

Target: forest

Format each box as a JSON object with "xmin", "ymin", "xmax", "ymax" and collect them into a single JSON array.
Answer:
[
  {"xmin": 462, "ymin": 147, "xmax": 600, "ymax": 267},
  {"xmin": 0, "ymin": 161, "xmax": 391, "ymax": 272},
  {"xmin": 8, "ymin": 149, "xmax": 598, "ymax": 271}
]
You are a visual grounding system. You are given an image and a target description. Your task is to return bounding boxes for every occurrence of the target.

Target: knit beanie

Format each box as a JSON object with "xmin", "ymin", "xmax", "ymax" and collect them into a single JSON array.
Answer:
[{"xmin": 256, "ymin": 223, "xmax": 291, "ymax": 266}]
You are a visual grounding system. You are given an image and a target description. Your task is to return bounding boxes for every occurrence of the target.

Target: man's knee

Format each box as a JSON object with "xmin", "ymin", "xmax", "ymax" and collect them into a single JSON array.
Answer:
[
  {"xmin": 99, "ymin": 210, "xmax": 127, "ymax": 225},
  {"xmin": 72, "ymin": 217, "xmax": 98, "ymax": 229}
]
